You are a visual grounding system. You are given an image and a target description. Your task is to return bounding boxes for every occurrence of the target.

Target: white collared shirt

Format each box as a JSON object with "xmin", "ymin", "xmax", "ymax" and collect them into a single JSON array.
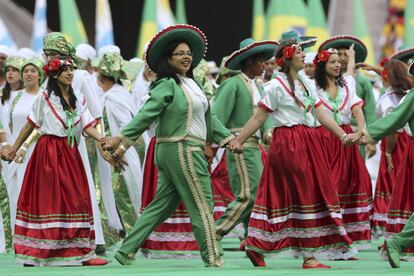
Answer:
[
  {"xmin": 241, "ymin": 73, "xmax": 262, "ymax": 138},
  {"xmin": 179, "ymin": 76, "xmax": 209, "ymax": 140}
]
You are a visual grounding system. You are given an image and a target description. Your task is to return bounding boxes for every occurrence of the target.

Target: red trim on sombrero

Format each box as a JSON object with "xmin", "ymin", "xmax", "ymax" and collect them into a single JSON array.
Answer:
[
  {"xmin": 145, "ymin": 24, "xmax": 207, "ymax": 69},
  {"xmin": 318, "ymin": 35, "xmax": 367, "ymax": 53},
  {"xmin": 390, "ymin": 47, "xmax": 414, "ymax": 60},
  {"xmin": 224, "ymin": 40, "xmax": 280, "ymax": 68}
]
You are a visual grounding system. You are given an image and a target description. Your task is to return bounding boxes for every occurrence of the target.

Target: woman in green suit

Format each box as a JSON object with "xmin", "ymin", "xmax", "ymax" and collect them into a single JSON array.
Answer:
[{"xmin": 103, "ymin": 24, "xmax": 234, "ymax": 267}]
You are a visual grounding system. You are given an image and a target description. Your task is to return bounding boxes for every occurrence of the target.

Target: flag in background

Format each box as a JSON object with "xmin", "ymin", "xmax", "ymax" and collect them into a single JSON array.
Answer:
[
  {"xmin": 31, "ymin": 0, "xmax": 47, "ymax": 54},
  {"xmin": 404, "ymin": 0, "xmax": 414, "ymax": 47},
  {"xmin": 175, "ymin": 0, "xmax": 187, "ymax": 24},
  {"xmin": 95, "ymin": 0, "xmax": 115, "ymax": 50},
  {"xmin": 266, "ymin": 0, "xmax": 307, "ymax": 40},
  {"xmin": 58, "ymin": 0, "xmax": 88, "ymax": 45},
  {"xmin": 0, "ymin": 18, "xmax": 17, "ymax": 49},
  {"xmin": 306, "ymin": 0, "xmax": 329, "ymax": 51},
  {"xmin": 136, "ymin": 0, "xmax": 157, "ymax": 57},
  {"xmin": 353, "ymin": 0, "xmax": 375, "ymax": 64},
  {"xmin": 252, "ymin": 0, "xmax": 266, "ymax": 41},
  {"xmin": 157, "ymin": 0, "xmax": 175, "ymax": 30}
]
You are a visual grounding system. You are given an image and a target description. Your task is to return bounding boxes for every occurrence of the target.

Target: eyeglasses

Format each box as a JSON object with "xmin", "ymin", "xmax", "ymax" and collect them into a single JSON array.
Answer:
[
  {"xmin": 42, "ymin": 51, "xmax": 60, "ymax": 58},
  {"xmin": 172, "ymin": 51, "xmax": 193, "ymax": 57}
]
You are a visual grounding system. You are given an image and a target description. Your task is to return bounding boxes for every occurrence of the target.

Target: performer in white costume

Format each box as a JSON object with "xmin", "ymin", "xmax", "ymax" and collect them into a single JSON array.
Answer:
[
  {"xmin": 98, "ymin": 52, "xmax": 143, "ymax": 216},
  {"xmin": 5, "ymin": 58, "xmax": 43, "ymax": 234}
]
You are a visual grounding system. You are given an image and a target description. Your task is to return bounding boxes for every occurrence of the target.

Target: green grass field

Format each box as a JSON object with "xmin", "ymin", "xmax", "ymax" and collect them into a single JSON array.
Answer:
[{"xmin": 0, "ymin": 238, "xmax": 413, "ymax": 276}]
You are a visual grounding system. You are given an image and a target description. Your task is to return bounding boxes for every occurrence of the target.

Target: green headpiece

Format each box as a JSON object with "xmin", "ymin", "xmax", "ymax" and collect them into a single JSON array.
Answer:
[
  {"xmin": 21, "ymin": 57, "xmax": 45, "ymax": 83},
  {"xmin": 98, "ymin": 52, "xmax": 127, "ymax": 82},
  {"xmin": 43, "ymin": 32, "xmax": 83, "ymax": 66},
  {"xmin": 3, "ymin": 56, "xmax": 25, "ymax": 74}
]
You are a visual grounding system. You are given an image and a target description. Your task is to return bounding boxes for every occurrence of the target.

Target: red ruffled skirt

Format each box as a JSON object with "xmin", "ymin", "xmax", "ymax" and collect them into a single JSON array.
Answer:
[
  {"xmin": 372, "ymin": 132, "xmax": 409, "ymax": 237},
  {"xmin": 246, "ymin": 126, "xmax": 356, "ymax": 259},
  {"xmin": 317, "ymin": 125, "xmax": 372, "ymax": 248},
  {"xmin": 386, "ymin": 136, "xmax": 414, "ymax": 259},
  {"xmin": 140, "ymin": 137, "xmax": 198, "ymax": 258},
  {"xmin": 14, "ymin": 135, "xmax": 95, "ymax": 266}
]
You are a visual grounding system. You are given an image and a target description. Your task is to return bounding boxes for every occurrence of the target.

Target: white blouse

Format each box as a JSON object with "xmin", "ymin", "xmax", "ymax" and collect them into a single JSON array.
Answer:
[
  {"xmin": 240, "ymin": 73, "xmax": 262, "ymax": 138},
  {"xmin": 317, "ymin": 75, "xmax": 363, "ymax": 125},
  {"xmin": 376, "ymin": 87, "xmax": 405, "ymax": 118},
  {"xmin": 179, "ymin": 76, "xmax": 209, "ymax": 140},
  {"xmin": 28, "ymin": 90, "xmax": 96, "ymax": 143},
  {"xmin": 398, "ymin": 93, "xmax": 413, "ymax": 137},
  {"xmin": 259, "ymin": 72, "xmax": 322, "ymax": 127}
]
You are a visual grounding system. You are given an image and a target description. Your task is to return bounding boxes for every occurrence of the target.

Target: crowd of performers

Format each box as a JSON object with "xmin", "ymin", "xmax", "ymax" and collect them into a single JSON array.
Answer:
[{"xmin": 0, "ymin": 24, "xmax": 413, "ymax": 269}]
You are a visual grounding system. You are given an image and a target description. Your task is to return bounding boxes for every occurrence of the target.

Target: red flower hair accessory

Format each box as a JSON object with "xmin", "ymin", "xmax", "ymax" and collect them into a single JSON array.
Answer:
[
  {"xmin": 381, "ymin": 68, "xmax": 389, "ymax": 81},
  {"xmin": 276, "ymin": 57, "xmax": 285, "ymax": 67},
  {"xmin": 379, "ymin": 57, "xmax": 390, "ymax": 67},
  {"xmin": 314, "ymin": 48, "xmax": 338, "ymax": 65},
  {"xmin": 282, "ymin": 45, "xmax": 296, "ymax": 59},
  {"xmin": 42, "ymin": 58, "xmax": 75, "ymax": 76}
]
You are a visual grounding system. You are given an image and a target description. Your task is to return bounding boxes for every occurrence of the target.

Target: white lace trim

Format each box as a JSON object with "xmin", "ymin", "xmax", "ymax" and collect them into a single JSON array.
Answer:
[
  {"xmin": 250, "ymin": 210, "xmax": 342, "ymax": 224},
  {"xmin": 14, "ymin": 236, "xmax": 95, "ymax": 250},
  {"xmin": 343, "ymin": 222, "xmax": 371, "ymax": 233},
  {"xmin": 147, "ymin": 232, "xmax": 196, "ymax": 242},
  {"xmin": 248, "ymin": 225, "xmax": 348, "ymax": 243},
  {"xmin": 15, "ymin": 250, "xmax": 96, "ymax": 266},
  {"xmin": 341, "ymin": 206, "xmax": 371, "ymax": 215},
  {"xmin": 163, "ymin": 217, "xmax": 191, "ymax": 224},
  {"xmin": 16, "ymin": 219, "xmax": 92, "ymax": 229},
  {"xmin": 372, "ymin": 213, "xmax": 388, "ymax": 222},
  {"xmin": 387, "ymin": 217, "xmax": 409, "ymax": 225}
]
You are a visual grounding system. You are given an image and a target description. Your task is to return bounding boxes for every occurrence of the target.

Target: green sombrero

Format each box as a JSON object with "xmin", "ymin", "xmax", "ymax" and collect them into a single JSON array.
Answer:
[
  {"xmin": 390, "ymin": 47, "xmax": 414, "ymax": 63},
  {"xmin": 279, "ymin": 31, "xmax": 316, "ymax": 48},
  {"xmin": 224, "ymin": 38, "xmax": 279, "ymax": 70},
  {"xmin": 408, "ymin": 58, "xmax": 414, "ymax": 76},
  {"xmin": 145, "ymin": 24, "xmax": 207, "ymax": 73},
  {"xmin": 318, "ymin": 35, "xmax": 367, "ymax": 63}
]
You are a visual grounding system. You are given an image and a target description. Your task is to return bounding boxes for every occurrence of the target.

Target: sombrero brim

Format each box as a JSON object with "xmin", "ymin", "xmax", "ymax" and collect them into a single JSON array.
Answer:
[
  {"xmin": 145, "ymin": 24, "xmax": 207, "ymax": 73},
  {"xmin": 299, "ymin": 37, "xmax": 317, "ymax": 49},
  {"xmin": 408, "ymin": 62, "xmax": 414, "ymax": 77},
  {"xmin": 225, "ymin": 41, "xmax": 279, "ymax": 70},
  {"xmin": 390, "ymin": 47, "xmax": 414, "ymax": 63},
  {"xmin": 318, "ymin": 35, "xmax": 367, "ymax": 63}
]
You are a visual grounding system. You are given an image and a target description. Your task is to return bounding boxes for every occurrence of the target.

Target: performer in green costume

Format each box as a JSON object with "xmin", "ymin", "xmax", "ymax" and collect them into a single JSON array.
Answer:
[
  {"xmin": 212, "ymin": 38, "xmax": 277, "ymax": 241},
  {"xmin": 103, "ymin": 25, "xmax": 234, "ymax": 267}
]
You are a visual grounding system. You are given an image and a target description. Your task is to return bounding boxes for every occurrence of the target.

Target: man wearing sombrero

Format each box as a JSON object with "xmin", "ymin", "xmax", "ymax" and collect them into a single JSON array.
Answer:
[
  {"xmin": 319, "ymin": 35, "xmax": 377, "ymax": 158},
  {"xmin": 212, "ymin": 38, "xmax": 277, "ymax": 246},
  {"xmin": 359, "ymin": 61, "xmax": 414, "ymax": 269}
]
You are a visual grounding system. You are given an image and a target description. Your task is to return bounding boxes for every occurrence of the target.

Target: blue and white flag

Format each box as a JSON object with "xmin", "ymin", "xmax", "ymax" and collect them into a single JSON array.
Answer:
[
  {"xmin": 0, "ymin": 17, "xmax": 17, "ymax": 49},
  {"xmin": 95, "ymin": 0, "xmax": 114, "ymax": 50},
  {"xmin": 31, "ymin": 0, "xmax": 47, "ymax": 53}
]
